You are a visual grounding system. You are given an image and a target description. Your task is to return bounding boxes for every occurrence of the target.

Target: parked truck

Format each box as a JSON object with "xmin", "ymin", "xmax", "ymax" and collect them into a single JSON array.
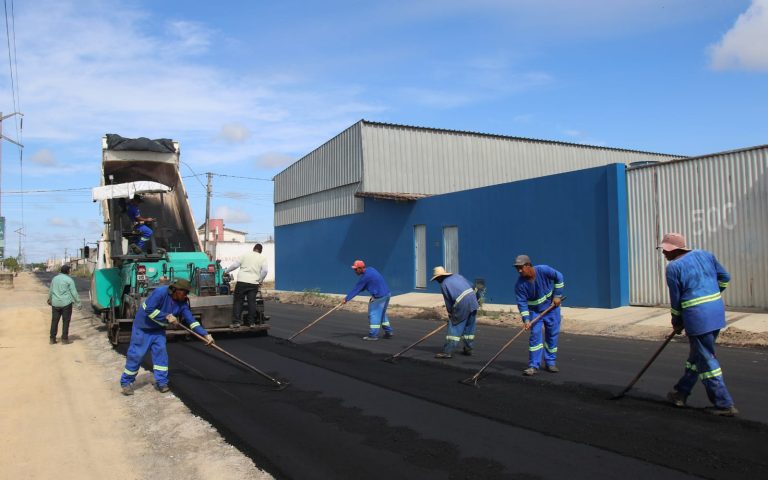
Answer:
[{"xmin": 90, "ymin": 134, "xmax": 268, "ymax": 344}]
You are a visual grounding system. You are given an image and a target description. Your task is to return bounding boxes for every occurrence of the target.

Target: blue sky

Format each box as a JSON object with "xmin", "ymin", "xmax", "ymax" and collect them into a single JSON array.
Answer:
[{"xmin": 1, "ymin": 0, "xmax": 766, "ymax": 262}]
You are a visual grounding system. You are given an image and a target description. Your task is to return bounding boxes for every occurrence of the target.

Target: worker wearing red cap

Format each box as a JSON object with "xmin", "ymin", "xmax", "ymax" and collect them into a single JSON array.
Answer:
[
  {"xmin": 342, "ymin": 260, "xmax": 393, "ymax": 341},
  {"xmin": 659, "ymin": 232, "xmax": 738, "ymax": 416}
]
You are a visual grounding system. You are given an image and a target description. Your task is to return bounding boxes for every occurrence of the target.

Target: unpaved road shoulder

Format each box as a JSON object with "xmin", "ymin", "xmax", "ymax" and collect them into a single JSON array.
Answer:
[{"xmin": 0, "ymin": 273, "xmax": 272, "ymax": 480}]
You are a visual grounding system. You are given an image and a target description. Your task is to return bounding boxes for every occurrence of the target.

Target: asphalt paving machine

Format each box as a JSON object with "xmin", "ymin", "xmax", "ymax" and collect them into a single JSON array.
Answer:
[{"xmin": 89, "ymin": 134, "xmax": 268, "ymax": 344}]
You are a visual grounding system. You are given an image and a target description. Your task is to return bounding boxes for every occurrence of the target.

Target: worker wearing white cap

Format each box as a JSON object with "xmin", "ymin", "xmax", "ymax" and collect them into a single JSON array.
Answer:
[
  {"xmin": 431, "ymin": 266, "xmax": 479, "ymax": 359},
  {"xmin": 514, "ymin": 254, "xmax": 565, "ymax": 376},
  {"xmin": 658, "ymin": 232, "xmax": 738, "ymax": 416},
  {"xmin": 342, "ymin": 260, "xmax": 394, "ymax": 341}
]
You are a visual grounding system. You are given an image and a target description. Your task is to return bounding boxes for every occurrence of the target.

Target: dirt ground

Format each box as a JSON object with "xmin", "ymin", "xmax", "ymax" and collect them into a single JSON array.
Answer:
[
  {"xmin": 0, "ymin": 273, "xmax": 272, "ymax": 480},
  {"xmin": 268, "ymin": 290, "xmax": 768, "ymax": 347}
]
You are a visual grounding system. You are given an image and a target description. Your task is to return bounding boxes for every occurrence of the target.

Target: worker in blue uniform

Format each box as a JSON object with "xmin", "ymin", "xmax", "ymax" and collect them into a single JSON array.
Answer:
[
  {"xmin": 126, "ymin": 196, "xmax": 155, "ymax": 254},
  {"xmin": 514, "ymin": 254, "xmax": 565, "ymax": 376},
  {"xmin": 431, "ymin": 266, "xmax": 479, "ymax": 359},
  {"xmin": 659, "ymin": 232, "xmax": 738, "ymax": 416},
  {"xmin": 342, "ymin": 260, "xmax": 393, "ymax": 341},
  {"xmin": 120, "ymin": 279, "xmax": 214, "ymax": 395}
]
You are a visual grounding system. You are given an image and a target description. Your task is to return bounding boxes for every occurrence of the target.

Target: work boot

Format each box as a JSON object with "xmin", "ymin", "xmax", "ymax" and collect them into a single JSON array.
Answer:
[
  {"xmin": 667, "ymin": 390, "xmax": 687, "ymax": 407},
  {"xmin": 156, "ymin": 384, "xmax": 170, "ymax": 393},
  {"xmin": 435, "ymin": 352, "xmax": 452, "ymax": 359},
  {"xmin": 461, "ymin": 347, "xmax": 473, "ymax": 356},
  {"xmin": 522, "ymin": 367, "xmax": 538, "ymax": 376},
  {"xmin": 121, "ymin": 384, "xmax": 134, "ymax": 396},
  {"xmin": 61, "ymin": 338, "xmax": 72, "ymax": 345},
  {"xmin": 49, "ymin": 338, "xmax": 57, "ymax": 345},
  {"xmin": 544, "ymin": 364, "xmax": 559, "ymax": 373},
  {"xmin": 383, "ymin": 332, "xmax": 393, "ymax": 339},
  {"xmin": 362, "ymin": 336, "xmax": 379, "ymax": 341},
  {"xmin": 704, "ymin": 405, "xmax": 739, "ymax": 417},
  {"xmin": 231, "ymin": 321, "xmax": 241, "ymax": 329}
]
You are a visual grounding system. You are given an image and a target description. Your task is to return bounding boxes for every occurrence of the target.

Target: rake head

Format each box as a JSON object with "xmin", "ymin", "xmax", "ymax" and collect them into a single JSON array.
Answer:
[
  {"xmin": 459, "ymin": 376, "xmax": 481, "ymax": 388},
  {"xmin": 272, "ymin": 380, "xmax": 291, "ymax": 391}
]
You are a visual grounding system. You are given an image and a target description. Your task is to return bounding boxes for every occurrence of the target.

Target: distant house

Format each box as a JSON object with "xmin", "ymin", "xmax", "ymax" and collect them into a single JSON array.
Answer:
[
  {"xmin": 197, "ymin": 219, "xmax": 275, "ymax": 283},
  {"xmin": 197, "ymin": 219, "xmax": 248, "ymax": 243}
]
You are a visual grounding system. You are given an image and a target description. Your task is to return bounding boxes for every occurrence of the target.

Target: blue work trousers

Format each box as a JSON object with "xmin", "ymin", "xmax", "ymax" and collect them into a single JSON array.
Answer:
[
  {"xmin": 527, "ymin": 309, "xmax": 561, "ymax": 369},
  {"xmin": 135, "ymin": 224, "xmax": 153, "ymax": 249},
  {"xmin": 368, "ymin": 294, "xmax": 393, "ymax": 337},
  {"xmin": 674, "ymin": 330, "xmax": 735, "ymax": 408},
  {"xmin": 120, "ymin": 326, "xmax": 169, "ymax": 387},
  {"xmin": 443, "ymin": 310, "xmax": 477, "ymax": 354}
]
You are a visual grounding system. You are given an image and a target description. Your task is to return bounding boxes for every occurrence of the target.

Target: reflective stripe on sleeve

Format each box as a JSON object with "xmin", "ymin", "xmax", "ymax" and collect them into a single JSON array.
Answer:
[
  {"xmin": 521, "ymin": 311, "xmax": 530, "ymax": 318},
  {"xmin": 554, "ymin": 282, "xmax": 565, "ymax": 289},
  {"xmin": 670, "ymin": 308, "xmax": 681, "ymax": 316},
  {"xmin": 189, "ymin": 321, "xmax": 201, "ymax": 330},
  {"xmin": 718, "ymin": 281, "xmax": 729, "ymax": 288}
]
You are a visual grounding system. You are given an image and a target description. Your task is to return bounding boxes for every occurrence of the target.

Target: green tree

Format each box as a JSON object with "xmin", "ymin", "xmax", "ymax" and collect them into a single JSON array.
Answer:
[{"xmin": 2, "ymin": 257, "xmax": 19, "ymax": 272}]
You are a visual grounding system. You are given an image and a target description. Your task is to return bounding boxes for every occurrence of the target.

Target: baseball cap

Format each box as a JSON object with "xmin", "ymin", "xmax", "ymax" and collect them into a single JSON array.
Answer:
[
  {"xmin": 514, "ymin": 254, "xmax": 531, "ymax": 266},
  {"xmin": 170, "ymin": 278, "xmax": 192, "ymax": 292},
  {"xmin": 351, "ymin": 260, "xmax": 366, "ymax": 269}
]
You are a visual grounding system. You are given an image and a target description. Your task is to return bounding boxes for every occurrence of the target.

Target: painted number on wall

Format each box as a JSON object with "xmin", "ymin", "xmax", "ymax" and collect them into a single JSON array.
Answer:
[{"xmin": 691, "ymin": 202, "xmax": 736, "ymax": 235}]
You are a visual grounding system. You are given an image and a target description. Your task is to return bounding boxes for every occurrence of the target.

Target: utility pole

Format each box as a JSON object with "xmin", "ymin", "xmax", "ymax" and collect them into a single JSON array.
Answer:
[
  {"xmin": 203, "ymin": 172, "xmax": 212, "ymax": 254},
  {"xmin": 0, "ymin": 112, "xmax": 24, "ymax": 262}
]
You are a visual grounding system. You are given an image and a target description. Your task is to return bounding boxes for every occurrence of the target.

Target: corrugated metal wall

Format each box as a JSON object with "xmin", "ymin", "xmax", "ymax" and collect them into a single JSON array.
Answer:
[
  {"xmin": 274, "ymin": 122, "xmax": 363, "ymax": 203},
  {"xmin": 275, "ymin": 183, "xmax": 363, "ymax": 227},
  {"xmin": 360, "ymin": 122, "xmax": 677, "ymax": 194},
  {"xmin": 627, "ymin": 146, "xmax": 768, "ymax": 309}
]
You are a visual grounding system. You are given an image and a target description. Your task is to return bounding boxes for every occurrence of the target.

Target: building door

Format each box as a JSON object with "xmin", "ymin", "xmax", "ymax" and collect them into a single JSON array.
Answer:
[
  {"xmin": 443, "ymin": 226, "xmax": 459, "ymax": 274},
  {"xmin": 414, "ymin": 225, "xmax": 426, "ymax": 288}
]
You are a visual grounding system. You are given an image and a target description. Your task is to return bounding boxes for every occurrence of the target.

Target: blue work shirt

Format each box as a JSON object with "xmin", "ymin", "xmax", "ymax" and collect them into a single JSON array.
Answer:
[
  {"xmin": 515, "ymin": 265, "xmax": 565, "ymax": 321},
  {"xmin": 345, "ymin": 267, "xmax": 391, "ymax": 302},
  {"xmin": 439, "ymin": 274, "xmax": 479, "ymax": 324},
  {"xmin": 134, "ymin": 285, "xmax": 208, "ymax": 336},
  {"xmin": 665, "ymin": 249, "xmax": 730, "ymax": 336}
]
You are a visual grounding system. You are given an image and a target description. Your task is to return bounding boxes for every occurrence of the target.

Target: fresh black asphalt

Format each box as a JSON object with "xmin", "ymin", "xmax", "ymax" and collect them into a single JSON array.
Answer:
[{"xmin": 143, "ymin": 302, "xmax": 767, "ymax": 479}]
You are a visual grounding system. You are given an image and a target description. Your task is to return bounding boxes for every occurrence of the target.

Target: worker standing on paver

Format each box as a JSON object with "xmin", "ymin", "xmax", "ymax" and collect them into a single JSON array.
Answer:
[
  {"xmin": 342, "ymin": 260, "xmax": 393, "ymax": 341},
  {"xmin": 514, "ymin": 254, "xmax": 565, "ymax": 376},
  {"xmin": 431, "ymin": 266, "xmax": 479, "ymax": 359},
  {"xmin": 119, "ymin": 279, "xmax": 214, "ymax": 395},
  {"xmin": 659, "ymin": 233, "xmax": 739, "ymax": 416},
  {"xmin": 224, "ymin": 243, "xmax": 269, "ymax": 328},
  {"xmin": 125, "ymin": 195, "xmax": 155, "ymax": 254},
  {"xmin": 47, "ymin": 265, "xmax": 82, "ymax": 345}
]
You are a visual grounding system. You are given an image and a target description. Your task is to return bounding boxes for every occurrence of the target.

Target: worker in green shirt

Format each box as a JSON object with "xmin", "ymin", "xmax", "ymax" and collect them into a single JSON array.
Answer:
[{"xmin": 47, "ymin": 265, "xmax": 82, "ymax": 344}]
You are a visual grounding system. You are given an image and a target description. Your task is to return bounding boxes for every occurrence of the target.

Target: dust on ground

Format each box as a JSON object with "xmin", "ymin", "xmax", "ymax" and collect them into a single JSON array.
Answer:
[
  {"xmin": 268, "ymin": 290, "xmax": 768, "ymax": 348},
  {"xmin": 0, "ymin": 273, "xmax": 273, "ymax": 480}
]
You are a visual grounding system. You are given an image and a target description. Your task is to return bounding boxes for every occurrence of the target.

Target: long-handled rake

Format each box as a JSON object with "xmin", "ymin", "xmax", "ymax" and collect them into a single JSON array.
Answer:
[
  {"xmin": 177, "ymin": 323, "xmax": 290, "ymax": 390},
  {"xmin": 383, "ymin": 322, "xmax": 447, "ymax": 363},
  {"xmin": 285, "ymin": 302, "xmax": 344, "ymax": 343},
  {"xmin": 460, "ymin": 298, "xmax": 564, "ymax": 387},
  {"xmin": 611, "ymin": 329, "xmax": 677, "ymax": 400}
]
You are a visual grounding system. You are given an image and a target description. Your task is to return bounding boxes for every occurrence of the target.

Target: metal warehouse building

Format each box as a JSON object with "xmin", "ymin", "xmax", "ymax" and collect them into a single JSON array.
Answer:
[{"xmin": 273, "ymin": 120, "xmax": 690, "ymax": 308}]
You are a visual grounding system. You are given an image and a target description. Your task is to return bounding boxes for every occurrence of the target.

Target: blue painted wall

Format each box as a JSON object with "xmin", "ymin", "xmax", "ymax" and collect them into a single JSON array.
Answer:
[{"xmin": 276, "ymin": 164, "xmax": 629, "ymax": 308}]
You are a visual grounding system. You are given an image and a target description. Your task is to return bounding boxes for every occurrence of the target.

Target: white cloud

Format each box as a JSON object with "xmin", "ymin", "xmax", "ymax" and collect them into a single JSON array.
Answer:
[
  {"xmin": 167, "ymin": 20, "xmax": 213, "ymax": 54},
  {"xmin": 255, "ymin": 152, "xmax": 295, "ymax": 169},
  {"xmin": 29, "ymin": 149, "xmax": 57, "ymax": 166},
  {"xmin": 708, "ymin": 0, "xmax": 768, "ymax": 71},
  {"xmin": 214, "ymin": 205, "xmax": 251, "ymax": 224},
  {"xmin": 48, "ymin": 217, "xmax": 79, "ymax": 228},
  {"xmin": 219, "ymin": 123, "xmax": 251, "ymax": 143}
]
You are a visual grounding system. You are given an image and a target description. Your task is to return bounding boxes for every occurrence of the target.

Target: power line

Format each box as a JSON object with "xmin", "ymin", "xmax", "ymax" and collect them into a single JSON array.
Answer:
[
  {"xmin": 1, "ymin": 187, "xmax": 92, "ymax": 194},
  {"xmin": 182, "ymin": 172, "xmax": 273, "ymax": 181}
]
